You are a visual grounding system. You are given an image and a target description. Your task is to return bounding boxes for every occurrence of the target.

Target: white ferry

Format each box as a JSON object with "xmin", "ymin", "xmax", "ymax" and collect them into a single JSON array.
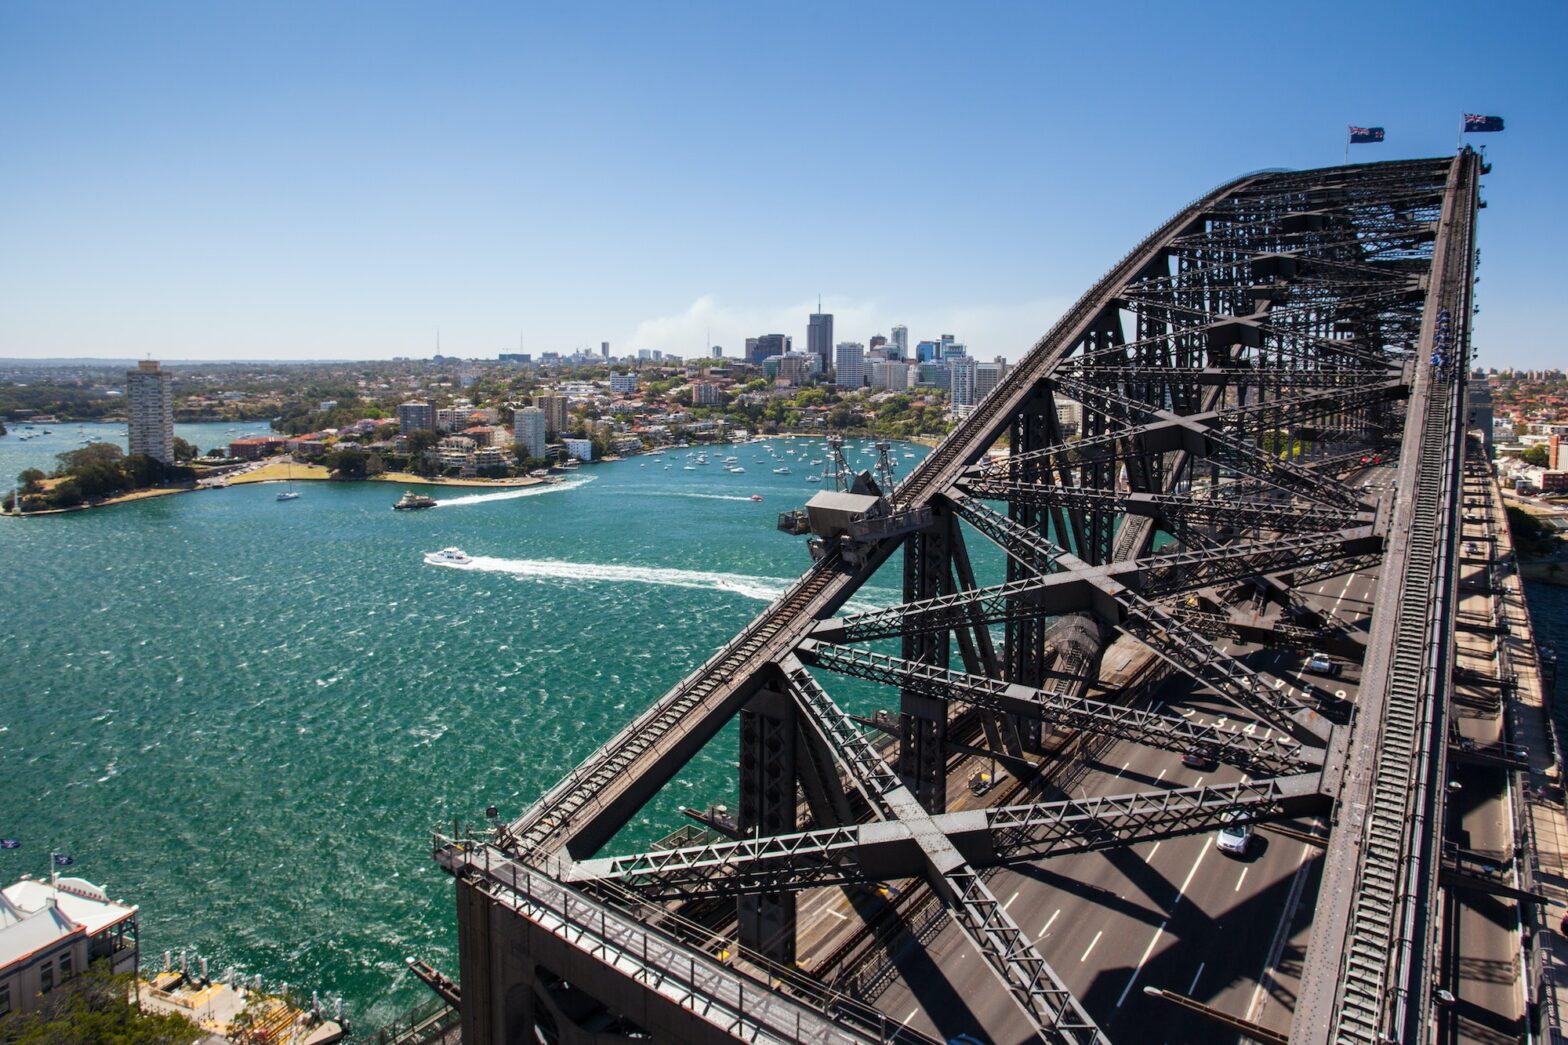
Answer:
[{"xmin": 424, "ymin": 547, "xmax": 474, "ymax": 567}]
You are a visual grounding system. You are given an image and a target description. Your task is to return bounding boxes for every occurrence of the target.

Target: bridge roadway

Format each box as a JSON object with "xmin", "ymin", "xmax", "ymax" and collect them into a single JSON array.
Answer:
[{"xmin": 856, "ymin": 502, "xmax": 1387, "ymax": 1043}]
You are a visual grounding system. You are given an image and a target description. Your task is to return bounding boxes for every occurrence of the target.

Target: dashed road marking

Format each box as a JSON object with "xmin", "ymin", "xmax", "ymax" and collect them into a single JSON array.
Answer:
[
  {"xmin": 1081, "ymin": 930, "xmax": 1103, "ymax": 962},
  {"xmin": 1115, "ymin": 918, "xmax": 1169, "ymax": 1007}
]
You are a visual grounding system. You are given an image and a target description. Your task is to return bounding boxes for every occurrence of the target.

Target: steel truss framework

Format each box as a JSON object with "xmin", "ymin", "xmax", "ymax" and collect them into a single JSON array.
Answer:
[{"xmin": 439, "ymin": 154, "xmax": 1479, "ymax": 1045}]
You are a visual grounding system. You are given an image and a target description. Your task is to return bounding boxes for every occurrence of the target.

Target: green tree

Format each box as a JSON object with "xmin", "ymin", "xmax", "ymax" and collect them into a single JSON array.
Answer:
[
  {"xmin": 172, "ymin": 437, "xmax": 197, "ymax": 463},
  {"xmin": 327, "ymin": 448, "xmax": 368, "ymax": 479},
  {"xmin": 1521, "ymin": 446, "xmax": 1550, "ymax": 467},
  {"xmin": 17, "ymin": 468, "xmax": 45, "ymax": 491},
  {"xmin": 56, "ymin": 443, "xmax": 125, "ymax": 473},
  {"xmin": 365, "ymin": 453, "xmax": 386, "ymax": 476},
  {"xmin": 0, "ymin": 966, "xmax": 200, "ymax": 1045}
]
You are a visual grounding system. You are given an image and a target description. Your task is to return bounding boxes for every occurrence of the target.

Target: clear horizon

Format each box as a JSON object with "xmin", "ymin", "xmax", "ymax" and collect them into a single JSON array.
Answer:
[{"xmin": 2, "ymin": 2, "xmax": 1559, "ymax": 367}]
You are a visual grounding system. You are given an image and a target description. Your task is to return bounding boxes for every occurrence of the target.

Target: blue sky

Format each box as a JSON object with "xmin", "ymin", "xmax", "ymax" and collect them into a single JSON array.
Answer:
[{"xmin": 1, "ymin": 2, "xmax": 1561, "ymax": 366}]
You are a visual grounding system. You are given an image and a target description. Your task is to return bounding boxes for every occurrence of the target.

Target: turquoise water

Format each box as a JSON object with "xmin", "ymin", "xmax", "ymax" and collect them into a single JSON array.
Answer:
[
  {"xmin": 0, "ymin": 426, "xmax": 923, "ymax": 1029},
  {"xmin": 2, "ymin": 419, "xmax": 274, "ymax": 480}
]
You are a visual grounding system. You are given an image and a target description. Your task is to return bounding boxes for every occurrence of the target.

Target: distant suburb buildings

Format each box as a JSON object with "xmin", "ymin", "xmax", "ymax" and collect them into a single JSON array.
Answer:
[
  {"xmin": 125, "ymin": 360, "xmax": 175, "ymax": 464},
  {"xmin": 0, "ymin": 873, "xmax": 140, "ymax": 1019}
]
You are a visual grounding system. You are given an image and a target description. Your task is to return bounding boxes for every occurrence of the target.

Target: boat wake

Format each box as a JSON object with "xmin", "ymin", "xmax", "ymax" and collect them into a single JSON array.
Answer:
[
  {"xmin": 660, "ymin": 493, "xmax": 758, "ymax": 503},
  {"xmin": 435, "ymin": 476, "xmax": 595, "ymax": 507},
  {"xmin": 428, "ymin": 554, "xmax": 899, "ymax": 611},
  {"xmin": 434, "ymin": 556, "xmax": 791, "ymax": 601}
]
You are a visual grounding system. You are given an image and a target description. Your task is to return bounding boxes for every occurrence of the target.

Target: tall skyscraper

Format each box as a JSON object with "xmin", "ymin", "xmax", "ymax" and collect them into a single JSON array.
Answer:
[
  {"xmin": 711, "ymin": 345, "xmax": 723, "ymax": 358},
  {"xmin": 834, "ymin": 342, "xmax": 866, "ymax": 389},
  {"xmin": 807, "ymin": 306, "xmax": 833, "ymax": 373},
  {"xmin": 975, "ymin": 357, "xmax": 1008, "ymax": 401},
  {"xmin": 513, "ymin": 406, "xmax": 547, "ymax": 459},
  {"xmin": 949, "ymin": 355, "xmax": 979, "ymax": 413},
  {"xmin": 889, "ymin": 325, "xmax": 908, "ymax": 360},
  {"xmin": 397, "ymin": 400, "xmax": 435, "ymax": 433},
  {"xmin": 916, "ymin": 339, "xmax": 941, "ymax": 363},
  {"xmin": 601, "ymin": 342, "xmax": 610, "ymax": 358},
  {"xmin": 533, "ymin": 394, "xmax": 569, "ymax": 435},
  {"xmin": 125, "ymin": 360, "xmax": 175, "ymax": 464}
]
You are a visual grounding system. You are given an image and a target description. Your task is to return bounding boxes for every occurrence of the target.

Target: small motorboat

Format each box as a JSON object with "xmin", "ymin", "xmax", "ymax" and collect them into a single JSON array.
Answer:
[
  {"xmin": 749, "ymin": 494, "xmax": 764, "ymax": 502},
  {"xmin": 424, "ymin": 547, "xmax": 473, "ymax": 567}
]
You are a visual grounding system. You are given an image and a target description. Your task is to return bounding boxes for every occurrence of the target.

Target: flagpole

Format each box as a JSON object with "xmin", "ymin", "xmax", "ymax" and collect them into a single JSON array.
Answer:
[{"xmin": 1344, "ymin": 127, "xmax": 1350, "ymax": 165}]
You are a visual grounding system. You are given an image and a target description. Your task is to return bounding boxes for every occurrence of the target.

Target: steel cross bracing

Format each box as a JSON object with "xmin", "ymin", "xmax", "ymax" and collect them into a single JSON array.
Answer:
[{"xmin": 441, "ymin": 155, "xmax": 1478, "ymax": 1045}]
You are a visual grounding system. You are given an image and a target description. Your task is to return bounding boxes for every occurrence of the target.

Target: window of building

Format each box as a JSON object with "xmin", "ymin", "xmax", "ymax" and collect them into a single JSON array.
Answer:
[
  {"xmin": 59, "ymin": 951, "xmax": 72, "ymax": 980},
  {"xmin": 39, "ymin": 961, "xmax": 53, "ymax": 994},
  {"xmin": 0, "ymin": 980, "xmax": 11, "ymax": 1016}
]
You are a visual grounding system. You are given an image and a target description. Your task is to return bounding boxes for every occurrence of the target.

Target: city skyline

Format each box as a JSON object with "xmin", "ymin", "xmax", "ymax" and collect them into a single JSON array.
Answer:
[{"xmin": 1, "ymin": 2, "xmax": 1560, "ymax": 368}]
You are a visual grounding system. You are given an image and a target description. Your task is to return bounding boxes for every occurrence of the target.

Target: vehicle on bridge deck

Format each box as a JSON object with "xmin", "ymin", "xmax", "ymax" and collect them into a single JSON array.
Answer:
[
  {"xmin": 1181, "ymin": 749, "xmax": 1219, "ymax": 772},
  {"xmin": 1306, "ymin": 651, "xmax": 1343, "ymax": 677},
  {"xmin": 1216, "ymin": 813, "xmax": 1255, "ymax": 857}
]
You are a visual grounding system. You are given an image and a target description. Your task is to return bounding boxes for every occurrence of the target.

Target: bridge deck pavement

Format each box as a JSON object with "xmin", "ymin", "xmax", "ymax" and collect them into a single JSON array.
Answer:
[
  {"xmin": 1484, "ymin": 468, "xmax": 1568, "ymax": 1043},
  {"xmin": 859, "ymin": 554, "xmax": 1380, "ymax": 1044}
]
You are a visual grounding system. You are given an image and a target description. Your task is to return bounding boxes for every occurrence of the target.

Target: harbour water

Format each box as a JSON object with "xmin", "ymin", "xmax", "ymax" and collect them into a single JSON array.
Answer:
[{"xmin": 0, "ymin": 426, "xmax": 921, "ymax": 1028}]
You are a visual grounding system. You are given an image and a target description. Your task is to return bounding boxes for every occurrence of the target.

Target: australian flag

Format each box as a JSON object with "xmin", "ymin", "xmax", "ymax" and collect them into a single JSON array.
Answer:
[
  {"xmin": 1349, "ymin": 126, "xmax": 1385, "ymax": 144},
  {"xmin": 0, "ymin": 840, "xmax": 19, "ymax": 850},
  {"xmin": 52, "ymin": 853, "xmax": 74, "ymax": 866},
  {"xmin": 1464, "ymin": 114, "xmax": 1505, "ymax": 133}
]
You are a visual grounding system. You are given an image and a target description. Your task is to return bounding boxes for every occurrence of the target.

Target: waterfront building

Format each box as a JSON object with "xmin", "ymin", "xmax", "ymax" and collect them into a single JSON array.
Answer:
[
  {"xmin": 917, "ymin": 361, "xmax": 951, "ymax": 391},
  {"xmin": 534, "ymin": 394, "xmax": 569, "ymax": 436},
  {"xmin": 397, "ymin": 401, "xmax": 435, "ymax": 434},
  {"xmin": 0, "ymin": 874, "xmax": 140, "ymax": 1019},
  {"xmin": 227, "ymin": 436, "xmax": 286, "ymax": 460},
  {"xmin": 776, "ymin": 353, "xmax": 813, "ymax": 387},
  {"xmin": 609, "ymin": 373, "xmax": 637, "ymax": 394},
  {"xmin": 1057, "ymin": 398, "xmax": 1083, "ymax": 435},
  {"xmin": 835, "ymin": 342, "xmax": 867, "ymax": 389},
  {"xmin": 513, "ymin": 407, "xmax": 547, "ymax": 459},
  {"xmin": 871, "ymin": 359, "xmax": 913, "ymax": 391},
  {"xmin": 435, "ymin": 436, "xmax": 477, "ymax": 472},
  {"xmin": 472, "ymin": 446, "xmax": 510, "ymax": 473},
  {"xmin": 125, "ymin": 360, "xmax": 175, "ymax": 465},
  {"xmin": 976, "ymin": 358, "xmax": 1008, "ymax": 401},
  {"xmin": 563, "ymin": 437, "xmax": 594, "ymax": 462},
  {"xmin": 890, "ymin": 325, "xmax": 908, "ymax": 359},
  {"xmin": 807, "ymin": 310, "xmax": 833, "ymax": 373},
  {"xmin": 949, "ymin": 355, "xmax": 979, "ymax": 413}
]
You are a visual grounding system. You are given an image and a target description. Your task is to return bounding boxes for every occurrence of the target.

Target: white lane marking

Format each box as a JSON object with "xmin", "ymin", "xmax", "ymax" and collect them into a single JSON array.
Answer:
[
  {"xmin": 1193, "ymin": 777, "xmax": 1205, "ymax": 789},
  {"xmin": 1174, "ymin": 843, "xmax": 1209, "ymax": 906},
  {"xmin": 1038, "ymin": 908, "xmax": 1061, "ymax": 940},
  {"xmin": 826, "ymin": 908, "xmax": 847, "ymax": 921},
  {"xmin": 1148, "ymin": 841, "xmax": 1162, "ymax": 861},
  {"xmin": 1003, "ymin": 890, "xmax": 1019, "ymax": 912},
  {"xmin": 1120, "ymin": 761, "xmax": 1130, "ymax": 776},
  {"xmin": 1081, "ymin": 930, "xmax": 1104, "ymax": 962},
  {"xmin": 1187, "ymin": 961, "xmax": 1205, "ymax": 994},
  {"xmin": 1156, "ymin": 768, "xmax": 1168, "ymax": 783},
  {"xmin": 1115, "ymin": 918, "xmax": 1169, "ymax": 1007},
  {"xmin": 1235, "ymin": 867, "xmax": 1250, "ymax": 892},
  {"xmin": 903, "ymin": 1007, "xmax": 918, "ymax": 1025},
  {"xmin": 1247, "ymin": 842, "xmax": 1315, "ymax": 1024}
]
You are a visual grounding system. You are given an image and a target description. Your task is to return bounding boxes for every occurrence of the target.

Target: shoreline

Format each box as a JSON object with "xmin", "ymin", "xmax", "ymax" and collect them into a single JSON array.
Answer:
[
  {"xmin": 226, "ymin": 459, "xmax": 553, "ymax": 489},
  {"xmin": 5, "ymin": 434, "xmax": 930, "ymax": 516}
]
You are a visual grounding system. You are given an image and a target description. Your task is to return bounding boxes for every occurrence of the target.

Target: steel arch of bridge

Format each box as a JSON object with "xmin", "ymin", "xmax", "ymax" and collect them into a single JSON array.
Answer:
[{"xmin": 440, "ymin": 152, "xmax": 1480, "ymax": 1045}]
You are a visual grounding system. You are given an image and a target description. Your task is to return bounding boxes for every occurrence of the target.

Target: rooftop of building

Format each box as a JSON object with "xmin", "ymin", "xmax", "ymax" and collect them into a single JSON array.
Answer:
[{"xmin": 0, "ymin": 874, "xmax": 137, "ymax": 969}]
